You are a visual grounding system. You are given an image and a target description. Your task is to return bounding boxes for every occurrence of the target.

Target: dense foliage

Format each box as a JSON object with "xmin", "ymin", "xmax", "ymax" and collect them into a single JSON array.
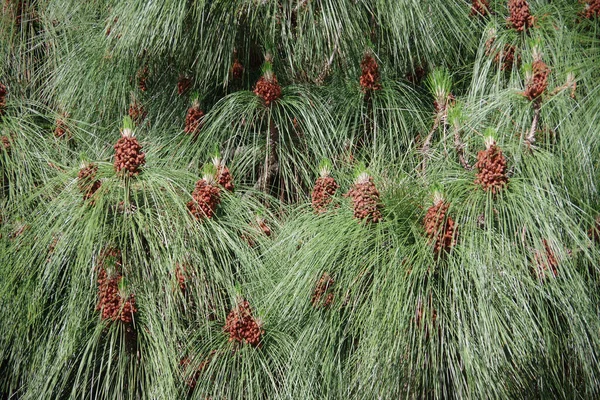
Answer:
[{"xmin": 2, "ymin": 0, "xmax": 600, "ymax": 398}]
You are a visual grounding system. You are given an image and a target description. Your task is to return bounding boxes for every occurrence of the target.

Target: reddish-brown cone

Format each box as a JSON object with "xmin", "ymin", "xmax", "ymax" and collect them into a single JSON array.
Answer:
[
  {"xmin": 0, "ymin": 82, "xmax": 7, "ymax": 115},
  {"xmin": 1, "ymin": 135, "xmax": 10, "ymax": 152},
  {"xmin": 96, "ymin": 249, "xmax": 136, "ymax": 323},
  {"xmin": 187, "ymin": 179, "xmax": 221, "ymax": 220},
  {"xmin": 494, "ymin": 44, "xmax": 520, "ymax": 71},
  {"xmin": 137, "ymin": 65, "xmax": 148, "ymax": 92},
  {"xmin": 345, "ymin": 174, "xmax": 384, "ymax": 223},
  {"xmin": 359, "ymin": 54, "xmax": 382, "ymax": 92},
  {"xmin": 217, "ymin": 165, "xmax": 234, "ymax": 192},
  {"xmin": 231, "ymin": 58, "xmax": 244, "ymax": 80},
  {"xmin": 77, "ymin": 163, "xmax": 102, "ymax": 200},
  {"xmin": 175, "ymin": 263, "xmax": 188, "ymax": 292},
  {"xmin": 128, "ymin": 100, "xmax": 147, "ymax": 125},
  {"xmin": 507, "ymin": 0, "xmax": 534, "ymax": 32},
  {"xmin": 54, "ymin": 116, "xmax": 69, "ymax": 139},
  {"xmin": 254, "ymin": 73, "xmax": 282, "ymax": 106},
  {"xmin": 312, "ymin": 176, "xmax": 339, "ymax": 214},
  {"xmin": 311, "ymin": 272, "xmax": 335, "ymax": 308},
  {"xmin": 471, "ymin": 0, "xmax": 490, "ymax": 17},
  {"xmin": 114, "ymin": 134, "xmax": 145, "ymax": 177},
  {"xmin": 524, "ymin": 60, "xmax": 549, "ymax": 101},
  {"xmin": 424, "ymin": 200, "xmax": 458, "ymax": 254},
  {"xmin": 184, "ymin": 104, "xmax": 204, "ymax": 135},
  {"xmin": 223, "ymin": 299, "xmax": 263, "ymax": 347},
  {"xmin": 177, "ymin": 76, "xmax": 192, "ymax": 95},
  {"xmin": 257, "ymin": 218, "xmax": 271, "ymax": 237},
  {"xmin": 475, "ymin": 144, "xmax": 508, "ymax": 194},
  {"xmin": 533, "ymin": 239, "xmax": 558, "ymax": 280},
  {"xmin": 582, "ymin": 0, "xmax": 600, "ymax": 19}
]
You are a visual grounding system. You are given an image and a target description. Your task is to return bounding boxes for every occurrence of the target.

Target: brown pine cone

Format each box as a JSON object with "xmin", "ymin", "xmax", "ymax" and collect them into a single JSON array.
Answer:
[
  {"xmin": 345, "ymin": 173, "xmax": 384, "ymax": 223},
  {"xmin": 77, "ymin": 163, "xmax": 101, "ymax": 200},
  {"xmin": 474, "ymin": 140, "xmax": 508, "ymax": 194},
  {"xmin": 311, "ymin": 272, "xmax": 335, "ymax": 308},
  {"xmin": 1, "ymin": 135, "xmax": 10, "ymax": 152},
  {"xmin": 113, "ymin": 129, "xmax": 145, "ymax": 177},
  {"xmin": 312, "ymin": 174, "xmax": 339, "ymax": 214},
  {"xmin": 582, "ymin": 0, "xmax": 600, "ymax": 19},
  {"xmin": 524, "ymin": 59, "xmax": 549, "ymax": 101},
  {"xmin": 54, "ymin": 115, "xmax": 69, "ymax": 139},
  {"xmin": 128, "ymin": 100, "xmax": 147, "ymax": 125},
  {"xmin": 187, "ymin": 177, "xmax": 221, "ymax": 220},
  {"xmin": 423, "ymin": 198, "xmax": 458, "ymax": 254},
  {"xmin": 254, "ymin": 72, "xmax": 282, "ymax": 106},
  {"xmin": 231, "ymin": 58, "xmax": 244, "ymax": 80},
  {"xmin": 0, "ymin": 82, "xmax": 7, "ymax": 115},
  {"xmin": 533, "ymin": 239, "xmax": 558, "ymax": 280},
  {"xmin": 137, "ymin": 65, "xmax": 149, "ymax": 92},
  {"xmin": 493, "ymin": 44, "xmax": 520, "ymax": 71},
  {"xmin": 471, "ymin": 0, "xmax": 490, "ymax": 17},
  {"xmin": 588, "ymin": 216, "xmax": 600, "ymax": 243},
  {"xmin": 359, "ymin": 54, "xmax": 382, "ymax": 92},
  {"xmin": 184, "ymin": 102, "xmax": 204, "ymax": 136},
  {"xmin": 178, "ymin": 76, "xmax": 192, "ymax": 96},
  {"xmin": 223, "ymin": 299, "xmax": 264, "ymax": 347},
  {"xmin": 216, "ymin": 164, "xmax": 234, "ymax": 192},
  {"xmin": 507, "ymin": 0, "xmax": 534, "ymax": 32}
]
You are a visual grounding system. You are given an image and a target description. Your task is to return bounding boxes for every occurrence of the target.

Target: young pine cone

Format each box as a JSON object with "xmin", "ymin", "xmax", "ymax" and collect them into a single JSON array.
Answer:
[
  {"xmin": 311, "ymin": 169, "xmax": 339, "ymax": 214},
  {"xmin": 184, "ymin": 102, "xmax": 205, "ymax": 136},
  {"xmin": 533, "ymin": 239, "xmax": 558, "ymax": 280},
  {"xmin": 582, "ymin": 0, "xmax": 600, "ymax": 19},
  {"xmin": 77, "ymin": 163, "xmax": 101, "ymax": 200},
  {"xmin": 113, "ymin": 129, "xmax": 145, "ymax": 177},
  {"xmin": 423, "ymin": 198, "xmax": 458, "ymax": 254},
  {"xmin": 507, "ymin": 0, "xmax": 534, "ymax": 32},
  {"xmin": 254, "ymin": 72, "xmax": 282, "ymax": 106},
  {"xmin": 345, "ymin": 173, "xmax": 384, "ymax": 223},
  {"xmin": 494, "ymin": 44, "xmax": 520, "ymax": 72},
  {"xmin": 1, "ymin": 135, "xmax": 10, "ymax": 152},
  {"xmin": 470, "ymin": 0, "xmax": 490, "ymax": 17},
  {"xmin": 359, "ymin": 54, "xmax": 382, "ymax": 92},
  {"xmin": 213, "ymin": 159, "xmax": 234, "ymax": 192},
  {"xmin": 137, "ymin": 65, "xmax": 148, "ymax": 92},
  {"xmin": 524, "ymin": 60, "xmax": 549, "ymax": 101},
  {"xmin": 311, "ymin": 272, "xmax": 335, "ymax": 308},
  {"xmin": 187, "ymin": 177, "xmax": 221, "ymax": 220},
  {"xmin": 177, "ymin": 76, "xmax": 192, "ymax": 95},
  {"xmin": 474, "ymin": 139, "xmax": 508, "ymax": 194},
  {"xmin": 231, "ymin": 58, "xmax": 244, "ymax": 80},
  {"xmin": 96, "ymin": 268, "xmax": 137, "ymax": 323},
  {"xmin": 223, "ymin": 299, "xmax": 264, "ymax": 347},
  {"xmin": 0, "ymin": 82, "xmax": 6, "ymax": 115},
  {"xmin": 128, "ymin": 100, "xmax": 147, "ymax": 125}
]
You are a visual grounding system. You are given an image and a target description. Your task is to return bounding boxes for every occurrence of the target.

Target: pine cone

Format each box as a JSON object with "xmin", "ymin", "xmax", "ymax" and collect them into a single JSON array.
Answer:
[
  {"xmin": 424, "ymin": 200, "xmax": 458, "ymax": 254},
  {"xmin": 77, "ymin": 163, "xmax": 101, "ymax": 200},
  {"xmin": 475, "ymin": 143, "xmax": 508, "ymax": 194},
  {"xmin": 223, "ymin": 299, "xmax": 264, "ymax": 347},
  {"xmin": 0, "ymin": 82, "xmax": 7, "ymax": 115},
  {"xmin": 114, "ymin": 131, "xmax": 145, "ymax": 177},
  {"xmin": 128, "ymin": 100, "xmax": 147, "ymax": 125},
  {"xmin": 231, "ymin": 58, "xmax": 244, "ymax": 80},
  {"xmin": 1, "ymin": 135, "xmax": 10, "ymax": 152},
  {"xmin": 96, "ymin": 263, "xmax": 137, "ymax": 323},
  {"xmin": 184, "ymin": 103, "xmax": 204, "ymax": 136},
  {"xmin": 54, "ymin": 116, "xmax": 69, "ymax": 139},
  {"xmin": 359, "ymin": 54, "xmax": 382, "ymax": 92},
  {"xmin": 471, "ymin": 0, "xmax": 490, "ymax": 17},
  {"xmin": 257, "ymin": 217, "xmax": 271, "ymax": 237},
  {"xmin": 187, "ymin": 178, "xmax": 221, "ymax": 220},
  {"xmin": 533, "ymin": 239, "xmax": 558, "ymax": 280},
  {"xmin": 137, "ymin": 65, "xmax": 148, "ymax": 92},
  {"xmin": 507, "ymin": 0, "xmax": 534, "ymax": 32},
  {"xmin": 493, "ymin": 44, "xmax": 520, "ymax": 71},
  {"xmin": 216, "ymin": 165, "xmax": 234, "ymax": 192},
  {"xmin": 311, "ymin": 175, "xmax": 339, "ymax": 214},
  {"xmin": 254, "ymin": 72, "xmax": 282, "ymax": 106},
  {"xmin": 177, "ymin": 76, "xmax": 192, "ymax": 95},
  {"xmin": 345, "ymin": 173, "xmax": 383, "ymax": 223},
  {"xmin": 524, "ymin": 60, "xmax": 549, "ymax": 101},
  {"xmin": 582, "ymin": 0, "xmax": 600, "ymax": 19},
  {"xmin": 311, "ymin": 272, "xmax": 335, "ymax": 308}
]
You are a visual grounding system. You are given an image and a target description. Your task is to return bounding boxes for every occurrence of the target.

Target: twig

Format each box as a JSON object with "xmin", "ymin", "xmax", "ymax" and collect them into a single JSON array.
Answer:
[
  {"xmin": 453, "ymin": 129, "xmax": 472, "ymax": 170},
  {"xmin": 525, "ymin": 98, "xmax": 541, "ymax": 146}
]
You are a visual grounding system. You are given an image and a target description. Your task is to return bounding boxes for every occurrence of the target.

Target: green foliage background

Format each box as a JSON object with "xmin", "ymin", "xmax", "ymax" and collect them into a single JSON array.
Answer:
[{"xmin": 2, "ymin": 0, "xmax": 600, "ymax": 398}]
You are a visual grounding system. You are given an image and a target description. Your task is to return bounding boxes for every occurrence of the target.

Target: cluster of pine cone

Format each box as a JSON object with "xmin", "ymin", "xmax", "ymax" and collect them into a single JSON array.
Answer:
[
  {"xmin": 187, "ymin": 179, "xmax": 221, "ymax": 220},
  {"xmin": 77, "ymin": 163, "xmax": 102, "ymax": 200},
  {"xmin": 223, "ymin": 299, "xmax": 263, "ymax": 347},
  {"xmin": 582, "ymin": 0, "xmax": 600, "ymax": 19},
  {"xmin": 524, "ymin": 60, "xmax": 549, "ymax": 101},
  {"xmin": 231, "ymin": 58, "xmax": 244, "ymax": 80},
  {"xmin": 533, "ymin": 239, "xmax": 559, "ymax": 280},
  {"xmin": 470, "ymin": 0, "xmax": 490, "ymax": 17},
  {"xmin": 423, "ymin": 201, "xmax": 458, "ymax": 254},
  {"xmin": 475, "ymin": 144, "xmax": 508, "ymax": 194},
  {"xmin": 128, "ymin": 100, "xmax": 147, "ymax": 125},
  {"xmin": 507, "ymin": 0, "xmax": 534, "ymax": 32},
  {"xmin": 254, "ymin": 74, "xmax": 282, "ymax": 106},
  {"xmin": 311, "ymin": 175, "xmax": 339, "ymax": 214},
  {"xmin": 0, "ymin": 82, "xmax": 6, "ymax": 115},
  {"xmin": 178, "ymin": 76, "xmax": 192, "ymax": 95},
  {"xmin": 1, "ymin": 135, "xmax": 10, "ymax": 152},
  {"xmin": 184, "ymin": 104, "xmax": 204, "ymax": 135},
  {"xmin": 114, "ymin": 135, "xmax": 146, "ymax": 176},
  {"xmin": 345, "ymin": 175, "xmax": 383, "ymax": 223},
  {"xmin": 96, "ymin": 268, "xmax": 137, "ymax": 323},
  {"xmin": 54, "ymin": 116, "xmax": 68, "ymax": 139},
  {"xmin": 217, "ymin": 165, "xmax": 234, "ymax": 192},
  {"xmin": 137, "ymin": 65, "xmax": 148, "ymax": 92},
  {"xmin": 359, "ymin": 54, "xmax": 382, "ymax": 92},
  {"xmin": 311, "ymin": 272, "xmax": 335, "ymax": 308}
]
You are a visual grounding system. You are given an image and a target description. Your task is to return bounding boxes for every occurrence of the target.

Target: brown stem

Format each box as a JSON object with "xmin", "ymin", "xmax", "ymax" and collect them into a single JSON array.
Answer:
[
  {"xmin": 420, "ymin": 115, "xmax": 441, "ymax": 172},
  {"xmin": 258, "ymin": 116, "xmax": 280, "ymax": 195},
  {"xmin": 526, "ymin": 99, "xmax": 541, "ymax": 146},
  {"xmin": 453, "ymin": 128, "xmax": 472, "ymax": 171}
]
